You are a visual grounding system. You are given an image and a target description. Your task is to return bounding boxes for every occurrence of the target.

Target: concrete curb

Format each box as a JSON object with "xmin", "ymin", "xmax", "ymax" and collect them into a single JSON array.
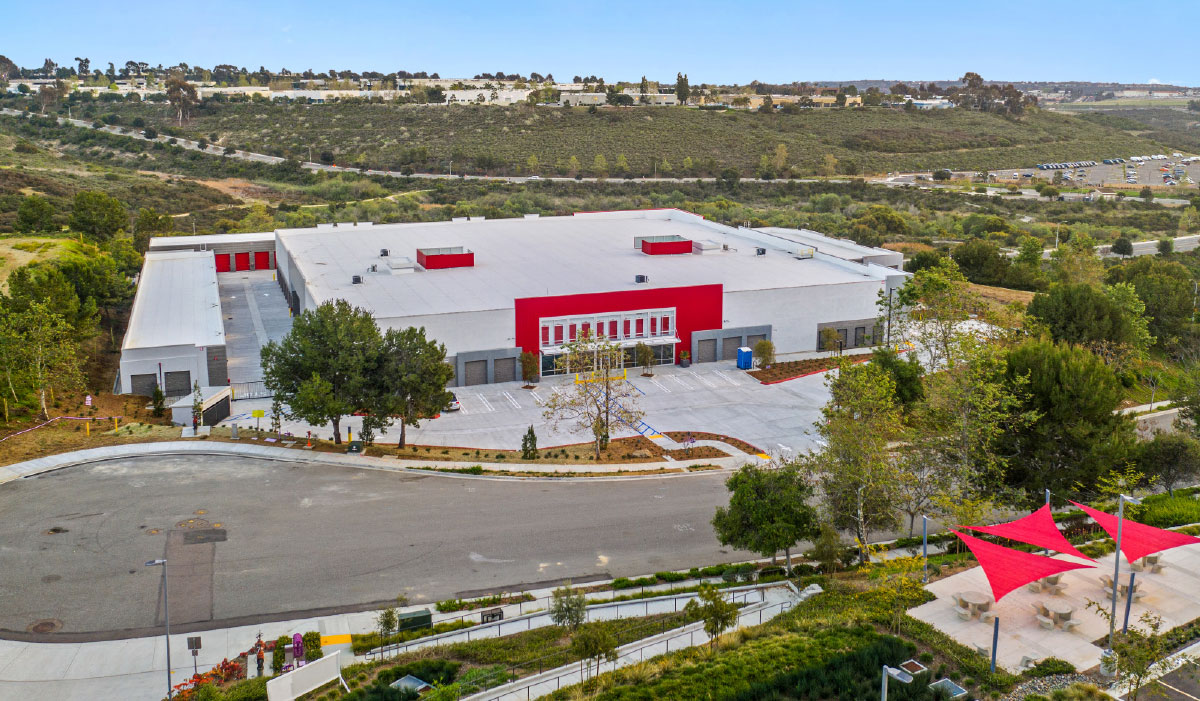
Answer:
[{"xmin": 0, "ymin": 440, "xmax": 751, "ymax": 485}]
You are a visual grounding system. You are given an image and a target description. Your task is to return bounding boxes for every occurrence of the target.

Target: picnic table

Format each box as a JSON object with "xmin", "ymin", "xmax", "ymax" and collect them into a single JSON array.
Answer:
[
  {"xmin": 961, "ymin": 590, "xmax": 992, "ymax": 612},
  {"xmin": 1045, "ymin": 600, "xmax": 1074, "ymax": 621}
]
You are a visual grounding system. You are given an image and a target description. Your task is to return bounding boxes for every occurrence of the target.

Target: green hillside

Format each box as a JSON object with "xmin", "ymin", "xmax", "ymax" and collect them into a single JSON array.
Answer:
[{"xmin": 89, "ymin": 102, "xmax": 1165, "ymax": 176}]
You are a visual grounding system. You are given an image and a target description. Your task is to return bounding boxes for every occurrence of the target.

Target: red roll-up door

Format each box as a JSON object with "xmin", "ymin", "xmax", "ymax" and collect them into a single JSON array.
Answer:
[
  {"xmin": 214, "ymin": 254, "xmax": 232, "ymax": 273},
  {"xmin": 234, "ymin": 252, "xmax": 251, "ymax": 271},
  {"xmin": 253, "ymin": 251, "xmax": 271, "ymax": 270}
]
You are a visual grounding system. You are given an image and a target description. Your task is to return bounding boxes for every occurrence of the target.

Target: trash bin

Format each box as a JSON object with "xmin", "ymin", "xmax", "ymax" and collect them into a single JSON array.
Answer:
[{"xmin": 736, "ymin": 346, "xmax": 753, "ymax": 370}]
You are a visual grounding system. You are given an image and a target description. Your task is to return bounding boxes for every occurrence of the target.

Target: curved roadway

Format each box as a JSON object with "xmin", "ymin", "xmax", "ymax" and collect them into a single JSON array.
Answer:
[{"xmin": 0, "ymin": 455, "xmax": 747, "ymax": 638}]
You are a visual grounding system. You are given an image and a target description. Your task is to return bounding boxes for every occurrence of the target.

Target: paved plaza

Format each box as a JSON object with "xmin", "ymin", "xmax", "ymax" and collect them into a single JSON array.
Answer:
[{"xmin": 910, "ymin": 544, "xmax": 1200, "ymax": 673}]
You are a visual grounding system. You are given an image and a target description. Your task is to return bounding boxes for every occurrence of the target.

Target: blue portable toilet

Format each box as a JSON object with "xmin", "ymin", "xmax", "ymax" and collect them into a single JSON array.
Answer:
[{"xmin": 736, "ymin": 346, "xmax": 753, "ymax": 370}]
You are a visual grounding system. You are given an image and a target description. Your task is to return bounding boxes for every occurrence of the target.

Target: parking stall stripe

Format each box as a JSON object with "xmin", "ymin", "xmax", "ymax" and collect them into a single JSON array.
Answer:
[
  {"xmin": 648, "ymin": 378, "xmax": 671, "ymax": 393},
  {"xmin": 671, "ymin": 376, "xmax": 693, "ymax": 390},
  {"xmin": 713, "ymin": 371, "xmax": 740, "ymax": 387},
  {"xmin": 688, "ymin": 371, "xmax": 716, "ymax": 388},
  {"xmin": 530, "ymin": 391, "xmax": 544, "ymax": 406},
  {"xmin": 477, "ymin": 395, "xmax": 495, "ymax": 413},
  {"xmin": 502, "ymin": 391, "xmax": 521, "ymax": 409}
]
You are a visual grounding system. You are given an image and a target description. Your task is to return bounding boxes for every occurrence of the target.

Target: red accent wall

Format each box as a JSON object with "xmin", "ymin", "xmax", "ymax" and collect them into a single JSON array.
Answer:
[
  {"xmin": 214, "ymin": 254, "xmax": 231, "ymax": 273},
  {"xmin": 514, "ymin": 284, "xmax": 723, "ymax": 363},
  {"xmin": 418, "ymin": 250, "xmax": 475, "ymax": 270},
  {"xmin": 641, "ymin": 239, "xmax": 693, "ymax": 255}
]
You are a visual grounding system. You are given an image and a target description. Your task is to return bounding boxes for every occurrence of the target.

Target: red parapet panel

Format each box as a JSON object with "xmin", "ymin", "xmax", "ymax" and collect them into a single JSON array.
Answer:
[
  {"xmin": 417, "ymin": 250, "xmax": 475, "ymax": 269},
  {"xmin": 641, "ymin": 239, "xmax": 693, "ymax": 255}
]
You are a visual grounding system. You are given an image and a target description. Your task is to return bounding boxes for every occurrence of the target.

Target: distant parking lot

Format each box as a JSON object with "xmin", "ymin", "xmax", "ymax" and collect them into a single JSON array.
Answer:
[{"xmin": 993, "ymin": 158, "xmax": 1200, "ymax": 190}]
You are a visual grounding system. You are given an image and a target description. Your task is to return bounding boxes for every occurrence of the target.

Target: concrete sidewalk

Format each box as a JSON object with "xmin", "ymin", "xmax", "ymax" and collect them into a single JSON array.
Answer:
[
  {"xmin": 0, "ymin": 439, "xmax": 754, "ymax": 487},
  {"xmin": 0, "ymin": 576, "xmax": 784, "ymax": 701}
]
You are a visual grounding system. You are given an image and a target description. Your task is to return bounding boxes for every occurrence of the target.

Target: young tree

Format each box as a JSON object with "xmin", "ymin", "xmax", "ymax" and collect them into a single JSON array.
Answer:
[
  {"xmin": 634, "ymin": 342, "xmax": 655, "ymax": 376},
  {"xmin": 261, "ymin": 300, "xmax": 381, "ymax": 444},
  {"xmin": 1, "ymin": 303, "xmax": 84, "ymax": 419},
  {"xmin": 191, "ymin": 381, "xmax": 204, "ymax": 428},
  {"xmin": 1158, "ymin": 238, "xmax": 1174, "ymax": 256},
  {"xmin": 753, "ymin": 338, "xmax": 775, "ymax": 368},
  {"xmin": 151, "ymin": 386, "xmax": 166, "ymax": 417},
  {"xmin": 1051, "ymin": 232, "xmax": 1105, "ymax": 287},
  {"xmin": 542, "ymin": 329, "xmax": 642, "ymax": 458},
  {"xmin": 570, "ymin": 625, "xmax": 617, "ymax": 682},
  {"xmin": 367, "ymin": 327, "xmax": 454, "ymax": 448},
  {"xmin": 69, "ymin": 191, "xmax": 127, "ymax": 241},
  {"xmin": 684, "ymin": 584, "xmax": 740, "ymax": 650},
  {"xmin": 809, "ymin": 522, "xmax": 845, "ymax": 573},
  {"xmin": 803, "ymin": 361, "xmax": 904, "ymax": 558},
  {"xmin": 520, "ymin": 351, "xmax": 540, "ymax": 384},
  {"xmin": 520, "ymin": 425, "xmax": 538, "ymax": 460},
  {"xmin": 549, "ymin": 581, "xmax": 586, "ymax": 631},
  {"xmin": 905, "ymin": 258, "xmax": 977, "ymax": 370},
  {"xmin": 674, "ymin": 72, "xmax": 690, "ymax": 103},
  {"xmin": 712, "ymin": 463, "xmax": 819, "ymax": 570},
  {"xmin": 869, "ymin": 347, "xmax": 924, "ymax": 410},
  {"xmin": 375, "ymin": 607, "xmax": 397, "ymax": 657}
]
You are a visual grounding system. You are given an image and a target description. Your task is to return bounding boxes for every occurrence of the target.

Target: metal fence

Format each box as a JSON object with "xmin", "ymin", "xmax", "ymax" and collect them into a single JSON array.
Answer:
[
  {"xmin": 474, "ymin": 598, "xmax": 796, "ymax": 701},
  {"xmin": 231, "ymin": 381, "xmax": 272, "ymax": 400}
]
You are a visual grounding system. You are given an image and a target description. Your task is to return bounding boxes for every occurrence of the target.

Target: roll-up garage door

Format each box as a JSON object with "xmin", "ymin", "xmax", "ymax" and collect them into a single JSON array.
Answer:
[
  {"xmin": 234, "ymin": 252, "xmax": 251, "ymax": 271},
  {"xmin": 721, "ymin": 337, "xmax": 741, "ymax": 360},
  {"xmin": 164, "ymin": 371, "xmax": 192, "ymax": 396},
  {"xmin": 254, "ymin": 251, "xmax": 271, "ymax": 270},
  {"xmin": 746, "ymin": 334, "xmax": 767, "ymax": 349},
  {"xmin": 493, "ymin": 358, "xmax": 517, "ymax": 383},
  {"xmin": 696, "ymin": 339, "xmax": 717, "ymax": 364},
  {"xmin": 463, "ymin": 360, "xmax": 487, "ymax": 386},
  {"xmin": 130, "ymin": 374, "xmax": 158, "ymax": 396},
  {"xmin": 214, "ymin": 254, "xmax": 231, "ymax": 273}
]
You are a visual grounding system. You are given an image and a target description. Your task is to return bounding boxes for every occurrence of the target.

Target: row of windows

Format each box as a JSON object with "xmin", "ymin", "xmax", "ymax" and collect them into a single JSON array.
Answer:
[
  {"xmin": 539, "ymin": 309, "xmax": 676, "ymax": 347},
  {"xmin": 541, "ymin": 342, "xmax": 675, "ymax": 375}
]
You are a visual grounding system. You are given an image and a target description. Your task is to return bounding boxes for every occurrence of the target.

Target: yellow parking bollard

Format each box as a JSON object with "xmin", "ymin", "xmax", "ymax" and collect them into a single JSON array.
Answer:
[
  {"xmin": 114, "ymin": 417, "xmax": 119, "ymax": 431},
  {"xmin": 85, "ymin": 421, "xmax": 90, "ymax": 437}
]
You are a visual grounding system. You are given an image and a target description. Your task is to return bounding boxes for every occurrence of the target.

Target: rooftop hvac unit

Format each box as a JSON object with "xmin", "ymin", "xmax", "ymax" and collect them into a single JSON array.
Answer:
[
  {"xmin": 723, "ymin": 244, "xmax": 729, "ymax": 251},
  {"xmin": 351, "ymin": 275, "xmax": 363, "ymax": 284},
  {"xmin": 369, "ymin": 264, "xmax": 378, "ymax": 273},
  {"xmin": 380, "ymin": 248, "xmax": 390, "ymax": 257},
  {"xmin": 756, "ymin": 248, "xmax": 767, "ymax": 256},
  {"xmin": 635, "ymin": 274, "xmax": 650, "ymax": 284}
]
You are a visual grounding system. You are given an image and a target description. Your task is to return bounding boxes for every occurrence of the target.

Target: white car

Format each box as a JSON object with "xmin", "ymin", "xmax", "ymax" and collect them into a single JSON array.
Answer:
[{"xmin": 526, "ymin": 175, "xmax": 542, "ymax": 181}]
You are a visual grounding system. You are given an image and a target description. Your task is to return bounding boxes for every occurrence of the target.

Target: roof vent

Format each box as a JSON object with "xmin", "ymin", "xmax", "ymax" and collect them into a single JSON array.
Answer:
[
  {"xmin": 351, "ymin": 275, "xmax": 363, "ymax": 284},
  {"xmin": 380, "ymin": 248, "xmax": 390, "ymax": 257},
  {"xmin": 369, "ymin": 264, "xmax": 378, "ymax": 273},
  {"xmin": 635, "ymin": 274, "xmax": 650, "ymax": 284},
  {"xmin": 756, "ymin": 248, "xmax": 767, "ymax": 256}
]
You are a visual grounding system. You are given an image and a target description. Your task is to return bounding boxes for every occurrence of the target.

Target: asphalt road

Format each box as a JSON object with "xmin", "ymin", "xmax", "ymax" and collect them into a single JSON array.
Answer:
[{"xmin": 0, "ymin": 455, "xmax": 750, "ymax": 637}]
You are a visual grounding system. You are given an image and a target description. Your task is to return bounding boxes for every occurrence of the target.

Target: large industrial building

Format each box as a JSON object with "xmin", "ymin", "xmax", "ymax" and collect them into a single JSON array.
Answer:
[{"xmin": 123, "ymin": 209, "xmax": 906, "ymax": 393}]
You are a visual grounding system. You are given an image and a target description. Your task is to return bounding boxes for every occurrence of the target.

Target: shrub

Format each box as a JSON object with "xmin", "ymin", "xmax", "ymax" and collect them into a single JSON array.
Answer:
[
  {"xmin": 272, "ymin": 635, "xmax": 288, "ymax": 673},
  {"xmin": 1025, "ymin": 657, "xmax": 1074, "ymax": 678},
  {"xmin": 655, "ymin": 571, "xmax": 688, "ymax": 583},
  {"xmin": 919, "ymin": 651, "xmax": 934, "ymax": 664},
  {"xmin": 302, "ymin": 631, "xmax": 323, "ymax": 661}
]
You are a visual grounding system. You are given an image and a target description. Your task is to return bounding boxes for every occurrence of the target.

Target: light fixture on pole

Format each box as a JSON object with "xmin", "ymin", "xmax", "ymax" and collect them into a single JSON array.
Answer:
[
  {"xmin": 921, "ymin": 515, "xmax": 930, "ymax": 583},
  {"xmin": 146, "ymin": 558, "xmax": 173, "ymax": 698},
  {"xmin": 1103, "ymin": 493, "xmax": 1141, "ymax": 675},
  {"xmin": 881, "ymin": 665, "xmax": 913, "ymax": 700}
]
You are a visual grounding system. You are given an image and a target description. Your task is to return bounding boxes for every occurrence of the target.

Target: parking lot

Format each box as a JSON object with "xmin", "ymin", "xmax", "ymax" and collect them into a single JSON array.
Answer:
[
  {"xmin": 224, "ymin": 362, "xmax": 831, "ymax": 457},
  {"xmin": 1121, "ymin": 661, "xmax": 1200, "ymax": 700},
  {"xmin": 216, "ymin": 270, "xmax": 835, "ymax": 456},
  {"xmin": 995, "ymin": 158, "xmax": 1200, "ymax": 190}
]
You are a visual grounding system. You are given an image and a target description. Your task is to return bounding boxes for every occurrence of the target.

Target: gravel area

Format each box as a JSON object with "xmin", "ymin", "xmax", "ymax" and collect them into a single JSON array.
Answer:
[{"xmin": 1000, "ymin": 673, "xmax": 1098, "ymax": 700}]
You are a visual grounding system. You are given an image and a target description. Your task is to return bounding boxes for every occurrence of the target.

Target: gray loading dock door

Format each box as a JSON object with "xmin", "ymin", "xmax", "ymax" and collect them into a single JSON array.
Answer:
[
  {"xmin": 721, "ymin": 337, "xmax": 741, "ymax": 360},
  {"xmin": 164, "ymin": 371, "xmax": 192, "ymax": 396},
  {"xmin": 696, "ymin": 339, "xmax": 717, "ymax": 363},
  {"xmin": 746, "ymin": 334, "xmax": 767, "ymax": 349},
  {"xmin": 130, "ymin": 373, "xmax": 158, "ymax": 396},
  {"xmin": 493, "ymin": 358, "xmax": 517, "ymax": 383},
  {"xmin": 463, "ymin": 360, "xmax": 488, "ymax": 386}
]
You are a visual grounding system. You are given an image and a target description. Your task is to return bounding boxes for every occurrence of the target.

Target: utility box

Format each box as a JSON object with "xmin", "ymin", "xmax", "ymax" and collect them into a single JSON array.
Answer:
[
  {"xmin": 397, "ymin": 609, "xmax": 433, "ymax": 632},
  {"xmin": 736, "ymin": 346, "xmax": 753, "ymax": 370}
]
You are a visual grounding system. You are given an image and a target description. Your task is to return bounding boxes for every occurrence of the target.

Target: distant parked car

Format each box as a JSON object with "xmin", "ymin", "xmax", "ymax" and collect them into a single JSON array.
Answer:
[{"xmin": 445, "ymin": 393, "xmax": 461, "ymax": 411}]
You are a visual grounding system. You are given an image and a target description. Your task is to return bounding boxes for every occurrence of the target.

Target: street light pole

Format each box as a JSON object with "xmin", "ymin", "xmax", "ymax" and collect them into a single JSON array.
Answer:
[
  {"xmin": 921, "ymin": 515, "xmax": 930, "ymax": 583},
  {"xmin": 881, "ymin": 665, "xmax": 913, "ymax": 700},
  {"xmin": 146, "ymin": 559, "xmax": 172, "ymax": 698},
  {"xmin": 1105, "ymin": 494, "xmax": 1141, "ymax": 672}
]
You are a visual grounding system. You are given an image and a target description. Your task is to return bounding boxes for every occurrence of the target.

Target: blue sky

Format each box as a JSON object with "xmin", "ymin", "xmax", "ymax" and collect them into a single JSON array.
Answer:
[{"xmin": 5, "ymin": 1, "xmax": 1196, "ymax": 85}]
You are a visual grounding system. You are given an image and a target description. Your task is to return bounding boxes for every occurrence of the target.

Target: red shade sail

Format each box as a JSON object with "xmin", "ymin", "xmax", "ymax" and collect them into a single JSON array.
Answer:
[
  {"xmin": 951, "ymin": 529, "xmax": 1096, "ymax": 602},
  {"xmin": 1071, "ymin": 501, "xmax": 1200, "ymax": 563},
  {"xmin": 961, "ymin": 504, "xmax": 1093, "ymax": 561}
]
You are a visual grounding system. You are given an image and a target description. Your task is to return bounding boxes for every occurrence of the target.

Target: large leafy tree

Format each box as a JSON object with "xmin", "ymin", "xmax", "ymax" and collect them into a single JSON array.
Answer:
[
  {"xmin": 1137, "ymin": 432, "xmax": 1200, "ymax": 496},
  {"xmin": 998, "ymin": 338, "xmax": 1136, "ymax": 501},
  {"xmin": 261, "ymin": 300, "xmax": 381, "ymax": 444},
  {"xmin": 165, "ymin": 75, "xmax": 198, "ymax": 125},
  {"xmin": 69, "ymin": 191, "xmax": 127, "ymax": 241},
  {"xmin": 5, "ymin": 264, "xmax": 99, "ymax": 341},
  {"xmin": 366, "ymin": 326, "xmax": 454, "ymax": 448},
  {"xmin": 803, "ymin": 361, "xmax": 904, "ymax": 557},
  {"xmin": 951, "ymin": 239, "xmax": 1010, "ymax": 286},
  {"xmin": 1027, "ymin": 283, "xmax": 1137, "ymax": 350},
  {"xmin": 712, "ymin": 463, "xmax": 819, "ymax": 571},
  {"xmin": 0, "ymin": 303, "xmax": 84, "ymax": 419},
  {"xmin": 15, "ymin": 195, "xmax": 56, "ymax": 233}
]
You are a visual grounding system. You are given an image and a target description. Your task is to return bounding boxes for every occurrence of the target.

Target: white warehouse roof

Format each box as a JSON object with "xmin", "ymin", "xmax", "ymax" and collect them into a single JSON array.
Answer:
[
  {"xmin": 148, "ymin": 232, "xmax": 275, "ymax": 250},
  {"xmin": 753, "ymin": 227, "xmax": 905, "ymax": 268},
  {"xmin": 277, "ymin": 209, "xmax": 900, "ymax": 318},
  {"xmin": 123, "ymin": 251, "xmax": 225, "ymax": 350}
]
